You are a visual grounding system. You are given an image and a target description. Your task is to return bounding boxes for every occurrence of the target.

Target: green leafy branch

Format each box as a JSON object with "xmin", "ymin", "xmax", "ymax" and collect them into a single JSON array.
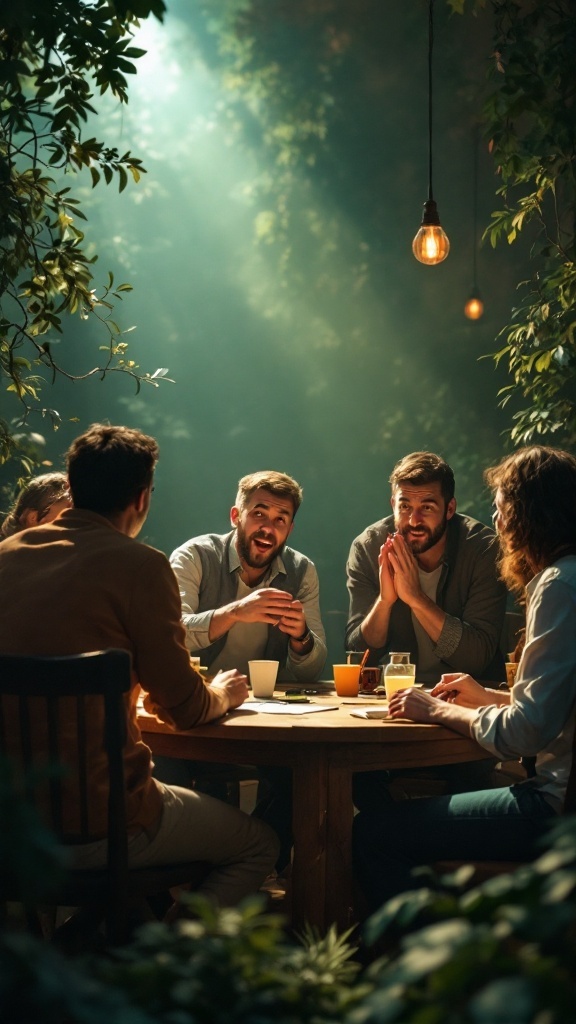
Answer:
[
  {"xmin": 0, "ymin": 0, "xmax": 170, "ymax": 470},
  {"xmin": 477, "ymin": 0, "xmax": 576, "ymax": 446}
]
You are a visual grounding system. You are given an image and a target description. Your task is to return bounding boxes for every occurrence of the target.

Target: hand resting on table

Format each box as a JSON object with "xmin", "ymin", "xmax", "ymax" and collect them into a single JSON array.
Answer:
[
  {"xmin": 431, "ymin": 673, "xmax": 510, "ymax": 709},
  {"xmin": 388, "ymin": 686, "xmax": 442, "ymax": 723},
  {"xmin": 209, "ymin": 668, "xmax": 249, "ymax": 710},
  {"xmin": 388, "ymin": 676, "xmax": 505, "ymax": 735}
]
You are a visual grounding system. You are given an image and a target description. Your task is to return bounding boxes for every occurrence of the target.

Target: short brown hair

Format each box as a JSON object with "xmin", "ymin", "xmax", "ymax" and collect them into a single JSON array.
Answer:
[
  {"xmin": 235, "ymin": 471, "xmax": 303, "ymax": 518},
  {"xmin": 67, "ymin": 424, "xmax": 159, "ymax": 516},
  {"xmin": 389, "ymin": 451, "xmax": 455, "ymax": 502},
  {"xmin": 485, "ymin": 445, "xmax": 576, "ymax": 593}
]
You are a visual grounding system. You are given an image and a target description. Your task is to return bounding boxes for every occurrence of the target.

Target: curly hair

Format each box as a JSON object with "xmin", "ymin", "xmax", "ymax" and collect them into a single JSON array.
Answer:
[
  {"xmin": 485, "ymin": 446, "xmax": 576, "ymax": 594},
  {"xmin": 1, "ymin": 472, "xmax": 69, "ymax": 540}
]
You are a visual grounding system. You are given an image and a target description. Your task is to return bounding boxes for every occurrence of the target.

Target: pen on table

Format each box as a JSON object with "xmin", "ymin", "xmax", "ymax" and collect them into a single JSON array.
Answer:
[{"xmin": 249, "ymin": 696, "xmax": 289, "ymax": 704}]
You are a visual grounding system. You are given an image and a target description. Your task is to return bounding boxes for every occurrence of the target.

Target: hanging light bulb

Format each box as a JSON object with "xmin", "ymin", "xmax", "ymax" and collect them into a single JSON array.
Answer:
[
  {"xmin": 464, "ymin": 288, "xmax": 484, "ymax": 320},
  {"xmin": 413, "ymin": 199, "xmax": 450, "ymax": 264},
  {"xmin": 412, "ymin": 0, "xmax": 450, "ymax": 266}
]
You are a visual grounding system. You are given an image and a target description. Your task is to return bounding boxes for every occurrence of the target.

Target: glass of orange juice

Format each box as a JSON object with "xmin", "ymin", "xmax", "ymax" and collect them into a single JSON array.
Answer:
[{"xmin": 333, "ymin": 664, "xmax": 361, "ymax": 696}]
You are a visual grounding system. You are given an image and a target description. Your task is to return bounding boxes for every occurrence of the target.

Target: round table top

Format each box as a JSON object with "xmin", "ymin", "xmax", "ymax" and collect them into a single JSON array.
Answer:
[{"xmin": 138, "ymin": 691, "xmax": 483, "ymax": 752}]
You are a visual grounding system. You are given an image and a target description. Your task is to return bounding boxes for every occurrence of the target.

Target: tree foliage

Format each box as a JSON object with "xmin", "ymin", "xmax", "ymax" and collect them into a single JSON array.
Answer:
[
  {"xmin": 202, "ymin": 0, "xmax": 576, "ymax": 450},
  {"xmin": 473, "ymin": 0, "xmax": 576, "ymax": 447},
  {"xmin": 0, "ymin": 0, "xmax": 170, "ymax": 471}
]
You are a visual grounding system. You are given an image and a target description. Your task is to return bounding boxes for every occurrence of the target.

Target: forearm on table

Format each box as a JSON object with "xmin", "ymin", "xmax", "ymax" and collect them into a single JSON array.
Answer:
[
  {"xmin": 429, "ymin": 698, "xmax": 478, "ymax": 737},
  {"xmin": 489, "ymin": 688, "xmax": 511, "ymax": 706},
  {"xmin": 140, "ymin": 631, "xmax": 228, "ymax": 728}
]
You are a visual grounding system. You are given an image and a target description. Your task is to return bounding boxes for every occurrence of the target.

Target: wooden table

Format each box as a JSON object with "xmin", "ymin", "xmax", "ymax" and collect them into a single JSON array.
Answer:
[{"xmin": 138, "ymin": 694, "xmax": 486, "ymax": 932}]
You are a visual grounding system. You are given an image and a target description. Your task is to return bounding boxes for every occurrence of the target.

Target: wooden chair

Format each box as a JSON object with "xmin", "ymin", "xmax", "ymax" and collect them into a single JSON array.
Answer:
[{"xmin": 0, "ymin": 649, "xmax": 209, "ymax": 947}]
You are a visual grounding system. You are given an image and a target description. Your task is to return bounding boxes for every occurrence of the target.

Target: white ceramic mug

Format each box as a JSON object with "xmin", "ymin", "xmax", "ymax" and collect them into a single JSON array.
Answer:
[{"xmin": 248, "ymin": 660, "xmax": 279, "ymax": 698}]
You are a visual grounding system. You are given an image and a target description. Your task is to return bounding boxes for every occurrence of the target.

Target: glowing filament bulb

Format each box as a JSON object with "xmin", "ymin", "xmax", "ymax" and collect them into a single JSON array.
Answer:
[
  {"xmin": 412, "ymin": 224, "xmax": 450, "ymax": 265},
  {"xmin": 412, "ymin": 199, "xmax": 450, "ymax": 266}
]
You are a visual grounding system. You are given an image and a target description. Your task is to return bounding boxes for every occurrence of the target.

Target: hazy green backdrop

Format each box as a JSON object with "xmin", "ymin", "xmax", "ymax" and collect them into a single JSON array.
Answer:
[{"xmin": 3, "ymin": 1, "xmax": 529, "ymax": 664}]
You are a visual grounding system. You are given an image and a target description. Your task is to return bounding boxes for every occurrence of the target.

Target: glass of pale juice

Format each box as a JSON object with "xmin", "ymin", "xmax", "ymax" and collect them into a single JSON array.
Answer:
[{"xmin": 384, "ymin": 671, "xmax": 416, "ymax": 700}]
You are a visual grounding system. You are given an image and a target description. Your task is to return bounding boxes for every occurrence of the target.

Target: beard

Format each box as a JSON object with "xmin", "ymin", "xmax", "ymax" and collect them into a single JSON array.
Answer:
[
  {"xmin": 396, "ymin": 513, "xmax": 449, "ymax": 555},
  {"xmin": 236, "ymin": 521, "xmax": 285, "ymax": 571}
]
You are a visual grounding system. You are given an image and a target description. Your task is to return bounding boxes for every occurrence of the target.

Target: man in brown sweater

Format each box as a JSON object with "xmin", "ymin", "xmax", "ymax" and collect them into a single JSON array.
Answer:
[{"xmin": 0, "ymin": 423, "xmax": 278, "ymax": 906}]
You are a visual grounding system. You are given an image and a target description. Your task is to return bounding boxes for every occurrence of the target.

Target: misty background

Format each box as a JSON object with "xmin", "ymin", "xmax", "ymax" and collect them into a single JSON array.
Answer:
[{"xmin": 3, "ymin": 1, "xmax": 529, "ymax": 665}]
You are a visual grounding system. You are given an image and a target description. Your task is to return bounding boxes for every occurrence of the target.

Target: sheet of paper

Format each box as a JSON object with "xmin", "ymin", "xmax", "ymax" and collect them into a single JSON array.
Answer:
[
  {"xmin": 350, "ymin": 708, "xmax": 389, "ymax": 719},
  {"xmin": 243, "ymin": 700, "xmax": 338, "ymax": 715}
]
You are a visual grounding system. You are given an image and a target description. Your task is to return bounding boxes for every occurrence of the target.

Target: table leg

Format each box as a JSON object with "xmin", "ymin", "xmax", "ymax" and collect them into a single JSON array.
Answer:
[
  {"xmin": 324, "ymin": 755, "xmax": 355, "ymax": 932},
  {"xmin": 290, "ymin": 747, "xmax": 327, "ymax": 931}
]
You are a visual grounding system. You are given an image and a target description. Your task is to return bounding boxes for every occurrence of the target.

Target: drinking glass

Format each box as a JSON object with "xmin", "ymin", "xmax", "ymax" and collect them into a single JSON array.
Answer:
[{"xmin": 383, "ymin": 652, "xmax": 415, "ymax": 700}]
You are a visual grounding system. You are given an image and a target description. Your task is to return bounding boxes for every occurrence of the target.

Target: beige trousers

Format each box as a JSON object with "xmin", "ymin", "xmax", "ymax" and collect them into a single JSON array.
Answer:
[{"xmin": 70, "ymin": 782, "xmax": 279, "ymax": 907}]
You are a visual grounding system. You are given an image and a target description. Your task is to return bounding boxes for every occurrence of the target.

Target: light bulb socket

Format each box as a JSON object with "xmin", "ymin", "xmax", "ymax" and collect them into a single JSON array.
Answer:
[{"xmin": 420, "ymin": 198, "xmax": 441, "ymax": 227}]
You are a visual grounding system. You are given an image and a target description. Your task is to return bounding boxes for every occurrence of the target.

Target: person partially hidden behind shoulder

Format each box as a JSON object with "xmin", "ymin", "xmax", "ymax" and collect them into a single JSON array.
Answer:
[
  {"xmin": 0, "ymin": 471, "xmax": 71, "ymax": 538},
  {"xmin": 346, "ymin": 450, "xmax": 507, "ymax": 805},
  {"xmin": 159, "ymin": 470, "xmax": 327, "ymax": 876},
  {"xmin": 353, "ymin": 445, "xmax": 576, "ymax": 916},
  {"xmin": 0, "ymin": 424, "xmax": 278, "ymax": 911}
]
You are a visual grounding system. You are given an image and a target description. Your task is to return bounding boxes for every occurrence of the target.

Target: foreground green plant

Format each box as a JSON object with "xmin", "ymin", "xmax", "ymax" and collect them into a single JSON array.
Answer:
[
  {"xmin": 2, "ymin": 807, "xmax": 576, "ymax": 1023},
  {"xmin": 0, "ymin": 898, "xmax": 367, "ymax": 1024},
  {"xmin": 95, "ymin": 897, "xmax": 366, "ymax": 1024},
  {"xmin": 357, "ymin": 815, "xmax": 576, "ymax": 1024}
]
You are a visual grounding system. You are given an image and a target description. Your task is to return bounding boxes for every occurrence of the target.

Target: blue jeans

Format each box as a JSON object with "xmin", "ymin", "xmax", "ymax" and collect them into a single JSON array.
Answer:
[{"xmin": 353, "ymin": 782, "xmax": 557, "ymax": 913}]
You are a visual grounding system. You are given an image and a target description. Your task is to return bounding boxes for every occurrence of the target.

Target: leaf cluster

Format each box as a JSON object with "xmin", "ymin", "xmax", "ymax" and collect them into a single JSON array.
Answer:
[
  {"xmin": 0, "ymin": 0, "xmax": 170, "ymax": 471},
  {"xmin": 479, "ymin": 0, "xmax": 576, "ymax": 447},
  {"xmin": 2, "ymin": 754, "xmax": 576, "ymax": 1024},
  {"xmin": 95, "ymin": 898, "xmax": 367, "ymax": 1024},
  {"xmin": 0, "ymin": 897, "xmax": 367, "ymax": 1024},
  {"xmin": 358, "ymin": 815, "xmax": 576, "ymax": 1024}
]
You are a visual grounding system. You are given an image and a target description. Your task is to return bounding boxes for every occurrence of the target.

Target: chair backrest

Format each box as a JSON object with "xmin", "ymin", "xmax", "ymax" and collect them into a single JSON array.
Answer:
[{"xmin": 0, "ymin": 649, "xmax": 132, "ymax": 908}]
